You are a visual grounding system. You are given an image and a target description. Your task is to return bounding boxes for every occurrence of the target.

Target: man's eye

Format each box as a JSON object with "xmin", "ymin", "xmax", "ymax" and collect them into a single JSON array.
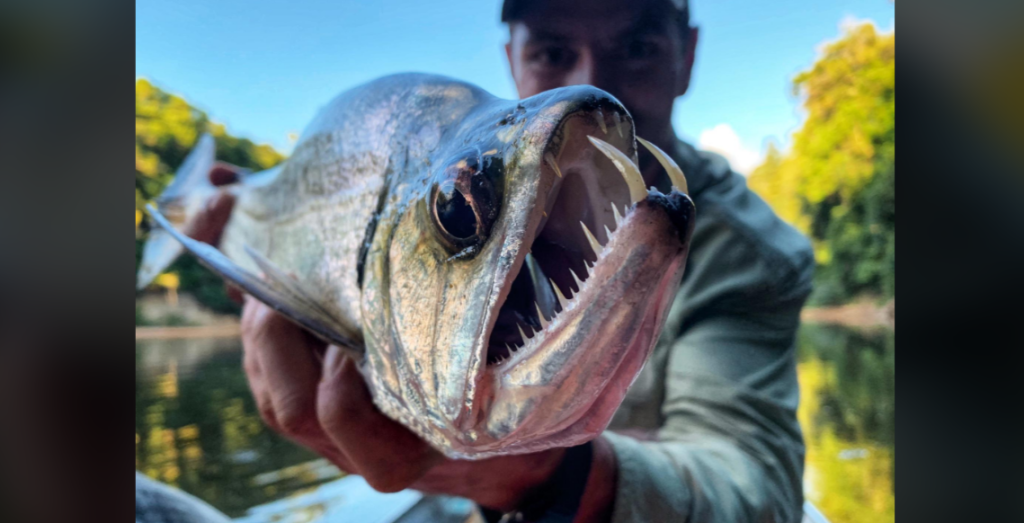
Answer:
[
  {"xmin": 531, "ymin": 46, "xmax": 573, "ymax": 68},
  {"xmin": 626, "ymin": 40, "xmax": 660, "ymax": 60}
]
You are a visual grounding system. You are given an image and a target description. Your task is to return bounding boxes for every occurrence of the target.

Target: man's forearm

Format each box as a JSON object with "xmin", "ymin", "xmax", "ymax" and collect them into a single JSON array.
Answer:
[
  {"xmin": 575, "ymin": 435, "xmax": 618, "ymax": 523},
  {"xmin": 601, "ymin": 428, "xmax": 804, "ymax": 523}
]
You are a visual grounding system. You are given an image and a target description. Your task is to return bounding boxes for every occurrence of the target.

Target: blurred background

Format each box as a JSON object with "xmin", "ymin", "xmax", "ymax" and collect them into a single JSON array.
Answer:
[{"xmin": 134, "ymin": 1, "xmax": 895, "ymax": 522}]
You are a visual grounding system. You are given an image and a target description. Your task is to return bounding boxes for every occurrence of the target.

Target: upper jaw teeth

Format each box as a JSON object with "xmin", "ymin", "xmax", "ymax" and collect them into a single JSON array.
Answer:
[
  {"xmin": 495, "ymin": 133, "xmax": 688, "ymax": 366},
  {"xmin": 587, "ymin": 136, "xmax": 647, "ymax": 204},
  {"xmin": 636, "ymin": 137, "xmax": 688, "ymax": 194},
  {"xmin": 595, "ymin": 109, "xmax": 609, "ymax": 135},
  {"xmin": 544, "ymin": 152, "xmax": 563, "ymax": 178},
  {"xmin": 587, "ymin": 135, "xmax": 689, "ymax": 201}
]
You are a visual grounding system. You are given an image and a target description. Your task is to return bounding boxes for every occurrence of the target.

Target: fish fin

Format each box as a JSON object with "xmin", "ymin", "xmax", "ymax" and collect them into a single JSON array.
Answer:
[
  {"xmin": 145, "ymin": 204, "xmax": 365, "ymax": 357},
  {"xmin": 137, "ymin": 134, "xmax": 219, "ymax": 289},
  {"xmin": 137, "ymin": 228, "xmax": 185, "ymax": 290},
  {"xmin": 156, "ymin": 133, "xmax": 218, "ymax": 203},
  {"xmin": 243, "ymin": 245, "xmax": 364, "ymax": 346}
]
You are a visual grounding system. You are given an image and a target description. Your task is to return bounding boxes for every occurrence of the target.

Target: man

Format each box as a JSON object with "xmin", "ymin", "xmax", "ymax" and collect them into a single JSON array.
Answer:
[{"xmin": 190, "ymin": 0, "xmax": 815, "ymax": 521}]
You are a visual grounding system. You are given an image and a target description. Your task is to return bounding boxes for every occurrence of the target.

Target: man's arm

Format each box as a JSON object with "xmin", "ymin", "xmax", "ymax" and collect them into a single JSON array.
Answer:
[
  {"xmin": 595, "ymin": 160, "xmax": 815, "ymax": 523},
  {"xmin": 605, "ymin": 305, "xmax": 807, "ymax": 523}
]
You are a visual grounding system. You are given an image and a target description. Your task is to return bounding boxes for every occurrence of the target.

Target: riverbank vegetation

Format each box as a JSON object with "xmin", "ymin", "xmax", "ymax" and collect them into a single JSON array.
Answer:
[{"xmin": 747, "ymin": 22, "xmax": 895, "ymax": 306}]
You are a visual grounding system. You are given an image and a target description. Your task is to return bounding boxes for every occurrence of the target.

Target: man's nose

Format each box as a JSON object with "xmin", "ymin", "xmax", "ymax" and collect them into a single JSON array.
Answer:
[{"xmin": 566, "ymin": 51, "xmax": 615, "ymax": 93}]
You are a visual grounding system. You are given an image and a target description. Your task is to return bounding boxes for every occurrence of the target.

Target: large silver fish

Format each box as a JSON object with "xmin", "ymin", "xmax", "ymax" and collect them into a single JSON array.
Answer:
[{"xmin": 138, "ymin": 73, "xmax": 695, "ymax": 459}]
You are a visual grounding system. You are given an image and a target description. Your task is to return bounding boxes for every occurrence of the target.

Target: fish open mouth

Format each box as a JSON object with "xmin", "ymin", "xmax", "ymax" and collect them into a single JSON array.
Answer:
[{"xmin": 485, "ymin": 106, "xmax": 692, "ymax": 368}]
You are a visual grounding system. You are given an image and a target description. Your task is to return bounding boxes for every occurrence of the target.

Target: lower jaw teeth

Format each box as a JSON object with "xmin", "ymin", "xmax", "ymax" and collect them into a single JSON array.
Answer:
[{"xmin": 494, "ymin": 134, "xmax": 685, "ymax": 366}]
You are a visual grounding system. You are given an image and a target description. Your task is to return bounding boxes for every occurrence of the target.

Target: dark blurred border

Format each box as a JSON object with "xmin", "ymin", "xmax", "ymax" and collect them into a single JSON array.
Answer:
[
  {"xmin": 898, "ymin": 1, "xmax": 1024, "ymax": 522},
  {"xmin": 0, "ymin": 0, "xmax": 135, "ymax": 521}
]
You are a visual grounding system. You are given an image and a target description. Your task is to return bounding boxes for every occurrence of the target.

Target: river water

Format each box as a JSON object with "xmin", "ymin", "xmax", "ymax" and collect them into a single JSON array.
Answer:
[{"xmin": 135, "ymin": 323, "xmax": 894, "ymax": 522}]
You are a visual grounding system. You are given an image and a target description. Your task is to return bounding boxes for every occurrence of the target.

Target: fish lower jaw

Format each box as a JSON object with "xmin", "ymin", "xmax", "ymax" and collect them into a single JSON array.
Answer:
[
  {"xmin": 489, "ymin": 206, "xmax": 627, "ymax": 369},
  {"xmin": 401, "ymin": 237, "xmax": 685, "ymax": 459},
  {"xmin": 451, "ymin": 200, "xmax": 691, "ymax": 458},
  {"xmin": 490, "ymin": 190, "xmax": 692, "ymax": 372}
]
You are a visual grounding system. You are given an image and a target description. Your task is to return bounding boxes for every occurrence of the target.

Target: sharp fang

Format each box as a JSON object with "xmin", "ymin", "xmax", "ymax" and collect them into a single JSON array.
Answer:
[
  {"xmin": 595, "ymin": 109, "xmax": 608, "ymax": 135},
  {"xmin": 637, "ymin": 136, "xmax": 688, "ymax": 194},
  {"xmin": 535, "ymin": 303, "xmax": 549, "ymax": 329},
  {"xmin": 569, "ymin": 267, "xmax": 585, "ymax": 293},
  {"xmin": 604, "ymin": 224, "xmax": 614, "ymax": 243},
  {"xmin": 587, "ymin": 135, "xmax": 646, "ymax": 204},
  {"xmin": 612, "ymin": 204, "xmax": 624, "ymax": 226},
  {"xmin": 613, "ymin": 112, "xmax": 624, "ymax": 138},
  {"xmin": 526, "ymin": 253, "xmax": 557, "ymax": 320},
  {"xmin": 550, "ymin": 278, "xmax": 570, "ymax": 310},
  {"xmin": 581, "ymin": 221, "xmax": 603, "ymax": 258},
  {"xmin": 517, "ymin": 323, "xmax": 532, "ymax": 343},
  {"xmin": 544, "ymin": 152, "xmax": 563, "ymax": 178}
]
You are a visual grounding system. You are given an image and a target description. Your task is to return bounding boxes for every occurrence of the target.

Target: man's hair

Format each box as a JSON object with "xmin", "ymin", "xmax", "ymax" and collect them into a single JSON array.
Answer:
[
  {"xmin": 674, "ymin": 4, "xmax": 693, "ymax": 45},
  {"xmin": 502, "ymin": 0, "xmax": 693, "ymax": 45}
]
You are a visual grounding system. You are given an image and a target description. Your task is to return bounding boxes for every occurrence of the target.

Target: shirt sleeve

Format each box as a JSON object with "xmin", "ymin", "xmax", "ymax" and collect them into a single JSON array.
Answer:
[{"xmin": 604, "ymin": 164, "xmax": 815, "ymax": 523}]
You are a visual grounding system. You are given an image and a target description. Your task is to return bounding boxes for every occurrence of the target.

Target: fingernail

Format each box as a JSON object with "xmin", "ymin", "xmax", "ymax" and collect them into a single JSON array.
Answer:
[{"xmin": 323, "ymin": 345, "xmax": 346, "ymax": 377}]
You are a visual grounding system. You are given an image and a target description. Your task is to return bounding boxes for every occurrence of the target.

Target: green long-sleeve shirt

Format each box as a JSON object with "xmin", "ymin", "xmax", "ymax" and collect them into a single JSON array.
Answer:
[{"xmin": 601, "ymin": 138, "xmax": 815, "ymax": 523}]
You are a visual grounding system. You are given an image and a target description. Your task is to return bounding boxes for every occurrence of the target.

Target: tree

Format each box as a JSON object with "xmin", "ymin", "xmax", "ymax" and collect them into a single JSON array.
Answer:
[
  {"xmin": 136, "ymin": 79, "xmax": 285, "ymax": 315},
  {"xmin": 747, "ymin": 22, "xmax": 895, "ymax": 305}
]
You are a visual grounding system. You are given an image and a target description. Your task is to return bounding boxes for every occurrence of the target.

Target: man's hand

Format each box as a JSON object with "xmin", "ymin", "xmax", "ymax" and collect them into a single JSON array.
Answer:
[
  {"xmin": 240, "ymin": 298, "xmax": 578, "ymax": 509},
  {"xmin": 184, "ymin": 162, "xmax": 244, "ymax": 303}
]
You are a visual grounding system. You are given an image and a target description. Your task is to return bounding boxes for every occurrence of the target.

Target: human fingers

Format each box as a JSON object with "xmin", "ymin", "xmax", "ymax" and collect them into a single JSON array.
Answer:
[
  {"xmin": 209, "ymin": 162, "xmax": 242, "ymax": 186},
  {"xmin": 225, "ymin": 283, "xmax": 244, "ymax": 305},
  {"xmin": 240, "ymin": 298, "xmax": 355, "ymax": 471},
  {"xmin": 316, "ymin": 346, "xmax": 443, "ymax": 492},
  {"xmin": 241, "ymin": 298, "xmax": 277, "ymax": 428},
  {"xmin": 185, "ymin": 191, "xmax": 236, "ymax": 245}
]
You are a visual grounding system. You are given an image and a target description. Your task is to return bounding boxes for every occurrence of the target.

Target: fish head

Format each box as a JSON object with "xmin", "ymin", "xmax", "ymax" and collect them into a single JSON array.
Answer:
[{"xmin": 360, "ymin": 84, "xmax": 695, "ymax": 459}]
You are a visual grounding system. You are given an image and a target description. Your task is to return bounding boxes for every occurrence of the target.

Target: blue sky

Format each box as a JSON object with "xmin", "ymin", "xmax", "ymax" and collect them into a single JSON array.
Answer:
[{"xmin": 136, "ymin": 0, "xmax": 894, "ymax": 174}]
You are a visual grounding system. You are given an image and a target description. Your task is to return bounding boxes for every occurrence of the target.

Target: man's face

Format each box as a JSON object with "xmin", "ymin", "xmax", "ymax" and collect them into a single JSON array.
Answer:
[{"xmin": 505, "ymin": 0, "xmax": 697, "ymax": 145}]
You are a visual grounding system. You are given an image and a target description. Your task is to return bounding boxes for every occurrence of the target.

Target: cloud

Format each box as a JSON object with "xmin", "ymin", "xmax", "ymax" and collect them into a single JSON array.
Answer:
[
  {"xmin": 697, "ymin": 124, "xmax": 762, "ymax": 175},
  {"xmin": 813, "ymin": 16, "xmax": 892, "ymax": 58},
  {"xmin": 839, "ymin": 14, "xmax": 893, "ymax": 35},
  {"xmin": 839, "ymin": 14, "xmax": 877, "ymax": 32}
]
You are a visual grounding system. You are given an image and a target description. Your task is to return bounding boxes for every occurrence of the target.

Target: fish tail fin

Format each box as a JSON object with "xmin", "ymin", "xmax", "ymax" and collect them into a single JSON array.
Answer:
[
  {"xmin": 137, "ymin": 229, "xmax": 185, "ymax": 290},
  {"xmin": 137, "ymin": 133, "xmax": 218, "ymax": 290}
]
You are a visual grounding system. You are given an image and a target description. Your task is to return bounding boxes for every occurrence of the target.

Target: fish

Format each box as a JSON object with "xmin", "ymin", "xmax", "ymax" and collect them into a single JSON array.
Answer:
[{"xmin": 138, "ymin": 73, "xmax": 695, "ymax": 459}]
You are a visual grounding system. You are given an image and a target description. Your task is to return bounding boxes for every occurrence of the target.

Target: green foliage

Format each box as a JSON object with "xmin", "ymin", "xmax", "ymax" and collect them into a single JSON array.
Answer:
[
  {"xmin": 135, "ymin": 78, "xmax": 285, "ymax": 314},
  {"xmin": 748, "ymin": 22, "xmax": 895, "ymax": 305}
]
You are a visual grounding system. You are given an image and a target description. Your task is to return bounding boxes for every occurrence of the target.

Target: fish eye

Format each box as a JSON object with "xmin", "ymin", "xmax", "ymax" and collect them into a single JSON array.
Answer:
[
  {"xmin": 434, "ymin": 181, "xmax": 478, "ymax": 240},
  {"xmin": 430, "ymin": 150, "xmax": 502, "ymax": 252}
]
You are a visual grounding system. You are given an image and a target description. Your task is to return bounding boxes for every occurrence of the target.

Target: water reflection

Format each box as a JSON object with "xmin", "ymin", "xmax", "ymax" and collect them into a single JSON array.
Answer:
[
  {"xmin": 797, "ymin": 324, "xmax": 895, "ymax": 523},
  {"xmin": 136, "ymin": 323, "xmax": 895, "ymax": 522},
  {"xmin": 136, "ymin": 338, "xmax": 340, "ymax": 517}
]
